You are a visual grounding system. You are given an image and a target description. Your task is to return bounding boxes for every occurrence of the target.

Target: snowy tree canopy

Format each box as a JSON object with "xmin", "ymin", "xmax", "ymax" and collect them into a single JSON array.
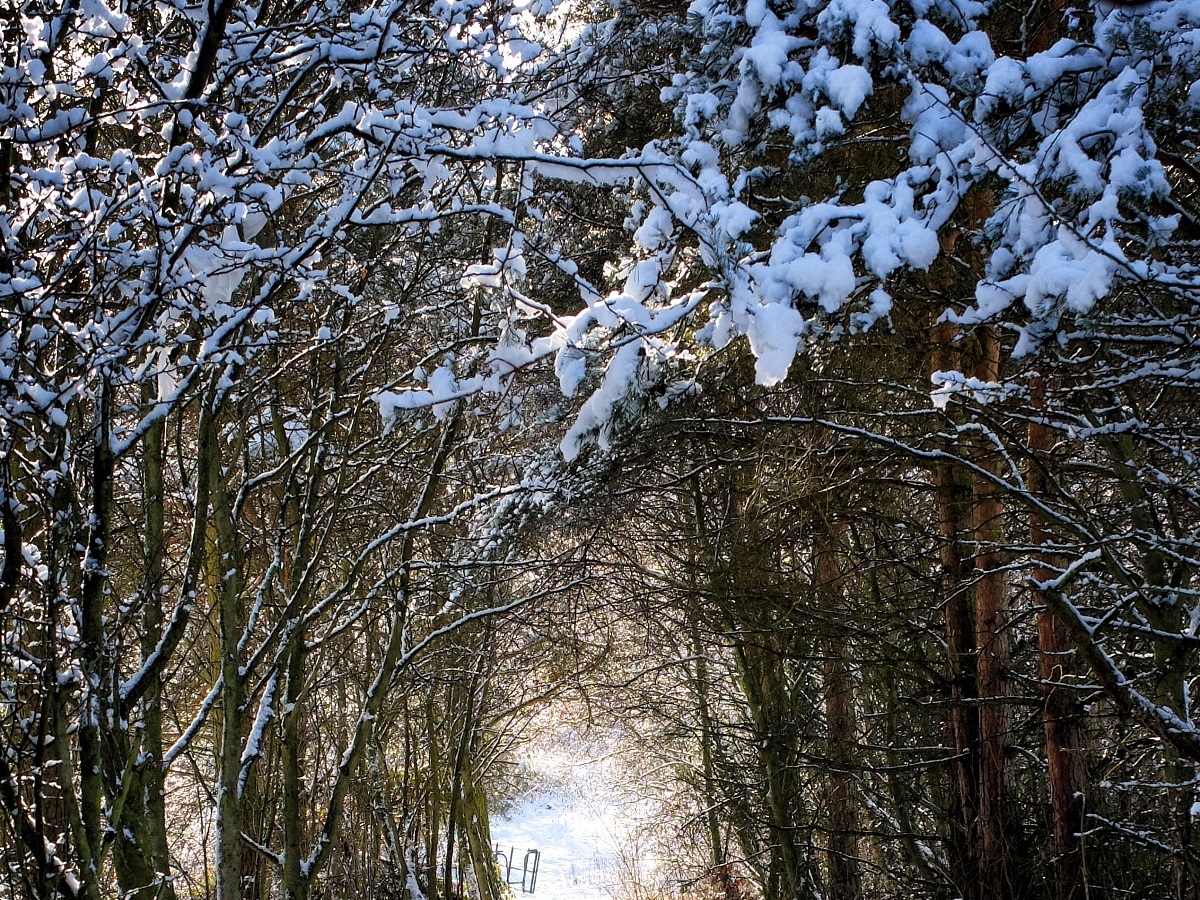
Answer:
[{"xmin": 641, "ymin": 0, "xmax": 1198, "ymax": 373}]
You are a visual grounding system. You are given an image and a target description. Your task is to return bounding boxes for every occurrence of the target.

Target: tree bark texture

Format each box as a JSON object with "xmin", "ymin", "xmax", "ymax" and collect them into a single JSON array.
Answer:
[
  {"xmin": 931, "ymin": 319, "xmax": 981, "ymax": 900},
  {"xmin": 1028, "ymin": 374, "xmax": 1086, "ymax": 900},
  {"xmin": 971, "ymin": 326, "xmax": 1021, "ymax": 900},
  {"xmin": 212, "ymin": 420, "xmax": 247, "ymax": 900},
  {"xmin": 816, "ymin": 523, "xmax": 863, "ymax": 900}
]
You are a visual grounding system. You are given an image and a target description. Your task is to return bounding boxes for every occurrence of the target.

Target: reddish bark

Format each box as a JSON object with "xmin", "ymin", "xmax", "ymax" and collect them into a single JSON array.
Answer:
[
  {"xmin": 817, "ymin": 524, "xmax": 863, "ymax": 900},
  {"xmin": 1029, "ymin": 374, "xmax": 1086, "ymax": 900},
  {"xmin": 972, "ymin": 326, "xmax": 1020, "ymax": 900},
  {"xmin": 932, "ymin": 320, "xmax": 981, "ymax": 900}
]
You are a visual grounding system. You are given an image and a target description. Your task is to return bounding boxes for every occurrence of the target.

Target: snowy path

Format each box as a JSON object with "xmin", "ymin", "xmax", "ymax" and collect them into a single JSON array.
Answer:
[
  {"xmin": 491, "ymin": 787, "xmax": 623, "ymax": 899},
  {"xmin": 489, "ymin": 729, "xmax": 656, "ymax": 900}
]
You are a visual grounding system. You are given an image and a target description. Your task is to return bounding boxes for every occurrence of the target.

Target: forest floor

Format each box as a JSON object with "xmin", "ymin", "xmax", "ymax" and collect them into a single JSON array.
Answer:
[{"xmin": 490, "ymin": 724, "xmax": 667, "ymax": 900}]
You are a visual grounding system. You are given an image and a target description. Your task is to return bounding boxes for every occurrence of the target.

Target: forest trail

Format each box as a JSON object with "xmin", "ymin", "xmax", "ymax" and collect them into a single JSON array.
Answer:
[{"xmin": 490, "ymin": 728, "xmax": 662, "ymax": 900}]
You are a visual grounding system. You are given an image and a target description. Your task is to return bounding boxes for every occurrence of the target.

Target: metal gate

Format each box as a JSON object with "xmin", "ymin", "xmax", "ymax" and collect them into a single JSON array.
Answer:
[{"xmin": 493, "ymin": 845, "xmax": 540, "ymax": 894}]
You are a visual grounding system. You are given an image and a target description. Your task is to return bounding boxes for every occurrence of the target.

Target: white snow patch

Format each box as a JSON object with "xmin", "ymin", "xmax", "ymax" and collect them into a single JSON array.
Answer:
[{"xmin": 491, "ymin": 728, "xmax": 660, "ymax": 900}]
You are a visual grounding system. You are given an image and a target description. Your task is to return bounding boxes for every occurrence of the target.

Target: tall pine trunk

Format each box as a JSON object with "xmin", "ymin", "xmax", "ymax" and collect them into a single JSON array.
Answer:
[
  {"xmin": 816, "ymin": 522, "xmax": 862, "ymax": 900},
  {"xmin": 971, "ymin": 326, "xmax": 1020, "ymax": 899},
  {"xmin": 931, "ymin": 319, "xmax": 980, "ymax": 900},
  {"xmin": 1028, "ymin": 373, "xmax": 1085, "ymax": 900}
]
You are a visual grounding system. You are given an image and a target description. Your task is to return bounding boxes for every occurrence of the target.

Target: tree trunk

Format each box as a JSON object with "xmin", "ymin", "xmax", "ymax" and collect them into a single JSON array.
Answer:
[
  {"xmin": 211, "ymin": 420, "xmax": 246, "ymax": 900},
  {"xmin": 142, "ymin": 413, "xmax": 175, "ymax": 898},
  {"xmin": 971, "ymin": 326, "xmax": 1021, "ymax": 900},
  {"xmin": 281, "ymin": 630, "xmax": 307, "ymax": 900},
  {"xmin": 460, "ymin": 765, "xmax": 503, "ymax": 900},
  {"xmin": 689, "ymin": 478, "xmax": 725, "ymax": 873},
  {"xmin": 931, "ymin": 319, "xmax": 980, "ymax": 900},
  {"xmin": 732, "ymin": 640, "xmax": 806, "ymax": 899},
  {"xmin": 444, "ymin": 689, "xmax": 471, "ymax": 900},
  {"xmin": 816, "ymin": 523, "xmax": 862, "ymax": 900},
  {"xmin": 1028, "ymin": 374, "xmax": 1085, "ymax": 900},
  {"xmin": 76, "ymin": 379, "xmax": 112, "ymax": 900},
  {"xmin": 690, "ymin": 608, "xmax": 725, "ymax": 873},
  {"xmin": 427, "ymin": 692, "xmax": 442, "ymax": 900}
]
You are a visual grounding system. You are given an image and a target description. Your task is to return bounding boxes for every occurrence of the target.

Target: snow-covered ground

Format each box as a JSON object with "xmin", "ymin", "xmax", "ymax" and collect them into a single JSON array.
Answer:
[{"xmin": 490, "ymin": 726, "xmax": 663, "ymax": 900}]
